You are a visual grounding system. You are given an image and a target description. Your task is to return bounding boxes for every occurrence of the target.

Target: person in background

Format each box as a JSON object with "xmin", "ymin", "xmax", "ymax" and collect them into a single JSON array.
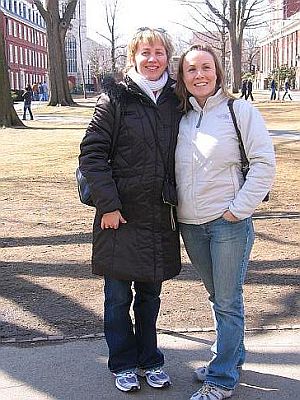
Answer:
[
  {"xmin": 245, "ymin": 78, "xmax": 254, "ymax": 101},
  {"xmin": 79, "ymin": 27, "xmax": 181, "ymax": 393},
  {"xmin": 42, "ymin": 81, "xmax": 49, "ymax": 101},
  {"xmin": 270, "ymin": 78, "xmax": 276, "ymax": 100},
  {"xmin": 38, "ymin": 82, "xmax": 44, "ymax": 101},
  {"xmin": 282, "ymin": 79, "xmax": 293, "ymax": 101},
  {"xmin": 32, "ymin": 82, "xmax": 39, "ymax": 101},
  {"xmin": 175, "ymin": 44, "xmax": 276, "ymax": 400},
  {"xmin": 22, "ymin": 84, "xmax": 34, "ymax": 120},
  {"xmin": 240, "ymin": 79, "xmax": 247, "ymax": 98}
]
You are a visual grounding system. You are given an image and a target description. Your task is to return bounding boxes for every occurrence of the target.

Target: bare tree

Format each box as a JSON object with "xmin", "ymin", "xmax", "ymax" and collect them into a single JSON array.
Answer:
[
  {"xmin": 243, "ymin": 33, "xmax": 259, "ymax": 73},
  {"xmin": 180, "ymin": 0, "xmax": 266, "ymax": 92},
  {"xmin": 0, "ymin": 28, "xmax": 23, "ymax": 127},
  {"xmin": 78, "ymin": 0, "xmax": 87, "ymax": 98},
  {"xmin": 88, "ymin": 44, "xmax": 111, "ymax": 91},
  {"xmin": 33, "ymin": 0, "xmax": 78, "ymax": 106},
  {"xmin": 96, "ymin": 0, "xmax": 126, "ymax": 75},
  {"xmin": 179, "ymin": 0, "xmax": 229, "ymax": 71}
]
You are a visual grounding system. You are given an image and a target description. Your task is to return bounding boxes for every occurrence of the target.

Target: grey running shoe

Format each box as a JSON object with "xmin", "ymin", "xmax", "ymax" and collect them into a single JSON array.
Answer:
[
  {"xmin": 137, "ymin": 367, "xmax": 171, "ymax": 388},
  {"xmin": 114, "ymin": 371, "xmax": 140, "ymax": 392},
  {"xmin": 190, "ymin": 383, "xmax": 233, "ymax": 400},
  {"xmin": 194, "ymin": 365, "xmax": 242, "ymax": 381}
]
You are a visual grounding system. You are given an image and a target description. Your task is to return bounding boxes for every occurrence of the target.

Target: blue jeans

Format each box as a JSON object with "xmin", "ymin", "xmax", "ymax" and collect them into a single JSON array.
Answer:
[
  {"xmin": 104, "ymin": 277, "xmax": 164, "ymax": 373},
  {"xmin": 180, "ymin": 217, "xmax": 254, "ymax": 390}
]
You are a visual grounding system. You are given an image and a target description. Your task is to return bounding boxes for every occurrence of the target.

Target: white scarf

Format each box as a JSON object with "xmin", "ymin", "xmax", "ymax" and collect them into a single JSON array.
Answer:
[{"xmin": 126, "ymin": 67, "xmax": 169, "ymax": 104}]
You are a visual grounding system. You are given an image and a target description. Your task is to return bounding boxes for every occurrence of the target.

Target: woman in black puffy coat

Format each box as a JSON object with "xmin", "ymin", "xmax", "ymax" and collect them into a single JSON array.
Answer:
[{"xmin": 79, "ymin": 28, "xmax": 181, "ymax": 393}]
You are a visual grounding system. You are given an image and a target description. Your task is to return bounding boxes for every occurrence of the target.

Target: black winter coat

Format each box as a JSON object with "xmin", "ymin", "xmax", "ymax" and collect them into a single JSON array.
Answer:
[{"xmin": 79, "ymin": 76, "xmax": 182, "ymax": 282}]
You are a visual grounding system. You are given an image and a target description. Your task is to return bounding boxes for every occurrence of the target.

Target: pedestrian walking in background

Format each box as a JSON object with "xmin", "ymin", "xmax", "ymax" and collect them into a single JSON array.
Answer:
[
  {"xmin": 240, "ymin": 79, "xmax": 247, "ymax": 98},
  {"xmin": 32, "ymin": 82, "xmax": 39, "ymax": 101},
  {"xmin": 79, "ymin": 27, "xmax": 181, "ymax": 393},
  {"xmin": 22, "ymin": 84, "xmax": 34, "ymax": 120},
  {"xmin": 282, "ymin": 79, "xmax": 293, "ymax": 100},
  {"xmin": 38, "ymin": 82, "xmax": 44, "ymax": 101},
  {"xmin": 270, "ymin": 78, "xmax": 276, "ymax": 100},
  {"xmin": 175, "ymin": 44, "xmax": 276, "ymax": 400},
  {"xmin": 42, "ymin": 81, "xmax": 49, "ymax": 101},
  {"xmin": 245, "ymin": 78, "xmax": 254, "ymax": 101}
]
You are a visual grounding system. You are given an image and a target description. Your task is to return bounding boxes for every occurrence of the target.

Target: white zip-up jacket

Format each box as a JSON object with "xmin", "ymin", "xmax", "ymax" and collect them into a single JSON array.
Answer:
[{"xmin": 175, "ymin": 89, "xmax": 276, "ymax": 224}]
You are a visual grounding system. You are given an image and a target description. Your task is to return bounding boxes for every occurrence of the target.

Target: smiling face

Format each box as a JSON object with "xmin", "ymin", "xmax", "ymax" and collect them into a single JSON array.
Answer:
[
  {"xmin": 182, "ymin": 50, "xmax": 217, "ymax": 107},
  {"xmin": 134, "ymin": 40, "xmax": 168, "ymax": 81}
]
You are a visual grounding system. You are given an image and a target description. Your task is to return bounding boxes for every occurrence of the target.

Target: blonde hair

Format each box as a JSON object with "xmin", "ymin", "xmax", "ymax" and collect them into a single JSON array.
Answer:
[
  {"xmin": 126, "ymin": 28, "xmax": 174, "ymax": 71},
  {"xmin": 175, "ymin": 44, "xmax": 233, "ymax": 113}
]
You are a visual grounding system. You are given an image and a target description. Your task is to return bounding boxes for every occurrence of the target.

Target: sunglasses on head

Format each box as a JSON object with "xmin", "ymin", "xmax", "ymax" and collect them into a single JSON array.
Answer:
[{"xmin": 136, "ymin": 27, "xmax": 167, "ymax": 34}]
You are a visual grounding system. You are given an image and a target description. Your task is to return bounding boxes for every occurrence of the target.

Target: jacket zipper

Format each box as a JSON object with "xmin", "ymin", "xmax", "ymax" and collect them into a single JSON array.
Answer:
[{"xmin": 196, "ymin": 110, "xmax": 203, "ymax": 128}]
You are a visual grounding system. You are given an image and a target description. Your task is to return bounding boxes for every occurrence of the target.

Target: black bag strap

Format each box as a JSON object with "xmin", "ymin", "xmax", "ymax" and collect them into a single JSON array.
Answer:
[{"xmin": 227, "ymin": 98, "xmax": 249, "ymax": 179}]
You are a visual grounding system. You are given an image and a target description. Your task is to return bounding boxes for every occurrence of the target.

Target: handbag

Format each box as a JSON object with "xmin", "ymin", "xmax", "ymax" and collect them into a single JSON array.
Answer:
[
  {"xmin": 227, "ymin": 98, "xmax": 269, "ymax": 202},
  {"xmin": 76, "ymin": 100, "xmax": 122, "ymax": 206}
]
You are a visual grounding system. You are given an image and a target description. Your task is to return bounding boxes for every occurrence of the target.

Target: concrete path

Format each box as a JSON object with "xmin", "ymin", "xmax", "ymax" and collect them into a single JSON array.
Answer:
[{"xmin": 0, "ymin": 329, "xmax": 299, "ymax": 399}]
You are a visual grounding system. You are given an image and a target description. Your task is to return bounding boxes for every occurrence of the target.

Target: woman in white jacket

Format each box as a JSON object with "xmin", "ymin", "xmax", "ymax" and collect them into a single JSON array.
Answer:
[{"xmin": 175, "ymin": 44, "xmax": 276, "ymax": 400}]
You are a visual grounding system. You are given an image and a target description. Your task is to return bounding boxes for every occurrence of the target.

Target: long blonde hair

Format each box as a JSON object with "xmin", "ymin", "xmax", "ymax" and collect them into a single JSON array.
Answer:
[
  {"xmin": 126, "ymin": 28, "xmax": 174, "ymax": 71},
  {"xmin": 175, "ymin": 44, "xmax": 233, "ymax": 113}
]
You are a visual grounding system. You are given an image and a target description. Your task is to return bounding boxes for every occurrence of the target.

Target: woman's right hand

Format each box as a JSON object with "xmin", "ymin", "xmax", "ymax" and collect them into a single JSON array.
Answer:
[{"xmin": 100, "ymin": 210, "xmax": 127, "ymax": 230}]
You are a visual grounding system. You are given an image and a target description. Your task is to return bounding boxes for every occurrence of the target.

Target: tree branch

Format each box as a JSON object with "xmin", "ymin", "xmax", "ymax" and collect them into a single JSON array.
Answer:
[
  {"xmin": 63, "ymin": 0, "xmax": 78, "ymax": 28},
  {"xmin": 32, "ymin": 0, "xmax": 48, "ymax": 22}
]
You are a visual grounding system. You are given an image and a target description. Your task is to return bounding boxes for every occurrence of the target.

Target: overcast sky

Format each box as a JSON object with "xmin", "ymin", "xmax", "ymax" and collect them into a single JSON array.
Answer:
[{"xmin": 86, "ymin": 0, "xmax": 192, "ymax": 43}]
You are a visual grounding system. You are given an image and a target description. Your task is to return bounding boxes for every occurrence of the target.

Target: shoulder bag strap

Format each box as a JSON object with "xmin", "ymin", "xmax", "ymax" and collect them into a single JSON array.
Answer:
[{"xmin": 227, "ymin": 98, "xmax": 249, "ymax": 179}]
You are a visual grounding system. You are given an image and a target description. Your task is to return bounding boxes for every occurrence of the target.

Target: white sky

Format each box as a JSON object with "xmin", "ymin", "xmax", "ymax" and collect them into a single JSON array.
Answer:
[{"xmin": 86, "ymin": 0, "xmax": 192, "ymax": 44}]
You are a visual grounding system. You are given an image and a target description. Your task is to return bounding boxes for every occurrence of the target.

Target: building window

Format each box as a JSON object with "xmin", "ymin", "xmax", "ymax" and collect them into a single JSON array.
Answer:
[
  {"xmin": 10, "ymin": 71, "xmax": 14, "ymax": 89},
  {"xmin": 65, "ymin": 35, "xmax": 77, "ymax": 73},
  {"xmin": 14, "ymin": 45, "xmax": 18, "ymax": 63},
  {"xmin": 8, "ymin": 19, "xmax": 12, "ymax": 35},
  {"xmin": 9, "ymin": 43, "xmax": 13, "ymax": 62},
  {"xmin": 15, "ymin": 72, "xmax": 19, "ymax": 89}
]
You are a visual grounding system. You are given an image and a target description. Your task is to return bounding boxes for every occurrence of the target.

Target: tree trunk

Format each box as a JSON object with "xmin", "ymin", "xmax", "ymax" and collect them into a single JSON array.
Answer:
[
  {"xmin": 46, "ymin": 21, "xmax": 76, "ymax": 106},
  {"xmin": 228, "ymin": 0, "xmax": 243, "ymax": 93},
  {"xmin": 229, "ymin": 35, "xmax": 242, "ymax": 93},
  {"xmin": 0, "ymin": 28, "xmax": 24, "ymax": 127},
  {"xmin": 33, "ymin": 0, "xmax": 77, "ymax": 106}
]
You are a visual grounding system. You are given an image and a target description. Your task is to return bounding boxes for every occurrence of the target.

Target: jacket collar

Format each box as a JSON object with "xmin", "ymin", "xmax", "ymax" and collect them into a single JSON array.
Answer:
[
  {"xmin": 124, "ymin": 75, "xmax": 175, "ymax": 106},
  {"xmin": 189, "ymin": 88, "xmax": 226, "ymax": 112}
]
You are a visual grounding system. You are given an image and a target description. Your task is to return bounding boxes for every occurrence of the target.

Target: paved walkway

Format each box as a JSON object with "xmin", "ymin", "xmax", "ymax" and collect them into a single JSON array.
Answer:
[{"xmin": 0, "ymin": 329, "xmax": 299, "ymax": 399}]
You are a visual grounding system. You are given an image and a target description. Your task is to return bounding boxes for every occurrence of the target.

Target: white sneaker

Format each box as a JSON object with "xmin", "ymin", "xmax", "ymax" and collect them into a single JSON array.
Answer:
[
  {"xmin": 137, "ymin": 367, "xmax": 171, "ymax": 388},
  {"xmin": 193, "ymin": 366, "xmax": 209, "ymax": 381},
  {"xmin": 114, "ymin": 370, "xmax": 140, "ymax": 392},
  {"xmin": 194, "ymin": 365, "xmax": 242, "ymax": 381},
  {"xmin": 190, "ymin": 384, "xmax": 233, "ymax": 400}
]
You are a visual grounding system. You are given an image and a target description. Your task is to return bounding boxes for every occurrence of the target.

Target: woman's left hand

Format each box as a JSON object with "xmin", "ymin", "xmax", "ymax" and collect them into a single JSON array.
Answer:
[{"xmin": 222, "ymin": 210, "xmax": 240, "ymax": 222}]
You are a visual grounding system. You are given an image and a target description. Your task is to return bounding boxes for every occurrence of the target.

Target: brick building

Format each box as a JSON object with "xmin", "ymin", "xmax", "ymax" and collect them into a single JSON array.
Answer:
[
  {"xmin": 0, "ymin": 0, "xmax": 48, "ymax": 95},
  {"xmin": 259, "ymin": 0, "xmax": 300, "ymax": 89}
]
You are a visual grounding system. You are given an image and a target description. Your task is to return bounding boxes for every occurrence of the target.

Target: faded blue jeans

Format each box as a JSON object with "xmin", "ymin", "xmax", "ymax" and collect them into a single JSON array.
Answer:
[
  {"xmin": 180, "ymin": 217, "xmax": 254, "ymax": 390},
  {"xmin": 104, "ymin": 277, "xmax": 164, "ymax": 373}
]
